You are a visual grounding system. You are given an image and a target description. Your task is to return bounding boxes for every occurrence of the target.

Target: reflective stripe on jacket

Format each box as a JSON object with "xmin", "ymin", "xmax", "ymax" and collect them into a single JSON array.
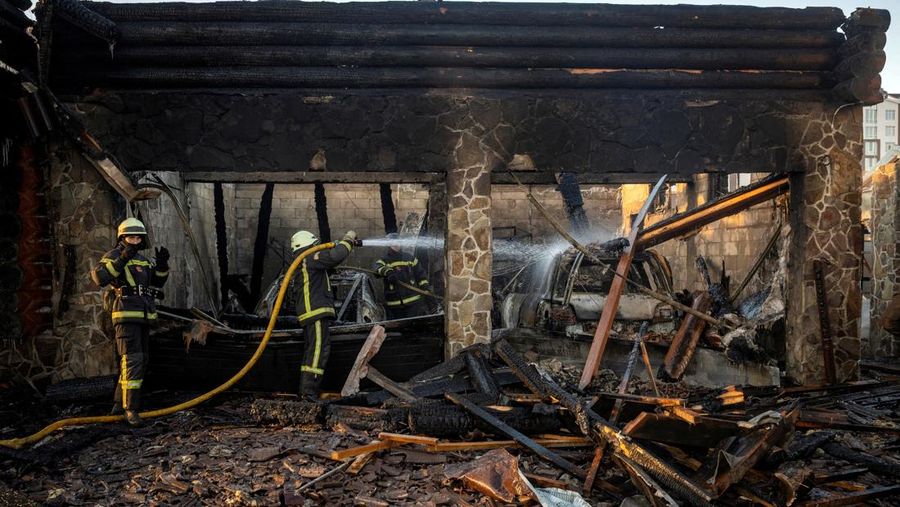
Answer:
[
  {"xmin": 374, "ymin": 250, "xmax": 430, "ymax": 307},
  {"xmin": 91, "ymin": 248, "xmax": 168, "ymax": 325},
  {"xmin": 293, "ymin": 240, "xmax": 354, "ymax": 325}
]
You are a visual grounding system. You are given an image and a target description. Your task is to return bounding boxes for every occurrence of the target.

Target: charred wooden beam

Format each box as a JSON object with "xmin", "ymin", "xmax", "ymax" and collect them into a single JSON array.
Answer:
[
  {"xmin": 445, "ymin": 392, "xmax": 586, "ymax": 479},
  {"xmin": 635, "ymin": 174, "xmax": 790, "ymax": 250},
  {"xmin": 580, "ymin": 176, "xmax": 667, "ymax": 390},
  {"xmin": 833, "ymin": 50, "xmax": 887, "ymax": 80},
  {"xmin": 822, "ymin": 442, "xmax": 900, "ymax": 476},
  {"xmin": 84, "ymin": 2, "xmax": 847, "ymax": 30},
  {"xmin": 56, "ymin": 45, "xmax": 841, "ymax": 71},
  {"xmin": 796, "ymin": 485, "xmax": 900, "ymax": 507},
  {"xmin": 831, "ymin": 74, "xmax": 883, "ymax": 105},
  {"xmin": 56, "ymin": 66, "xmax": 831, "ymax": 91},
  {"xmin": 463, "ymin": 351, "xmax": 502, "ymax": 402},
  {"xmin": 181, "ymin": 171, "xmax": 689, "ymax": 185},
  {"xmin": 623, "ymin": 413, "xmax": 742, "ymax": 449},
  {"xmin": 842, "ymin": 8, "xmax": 892, "ymax": 36},
  {"xmin": 662, "ymin": 292, "xmax": 712, "ymax": 381},
  {"xmin": 838, "ymin": 33, "xmax": 887, "ymax": 59},
  {"xmin": 59, "ymin": 22, "xmax": 846, "ymax": 49}
]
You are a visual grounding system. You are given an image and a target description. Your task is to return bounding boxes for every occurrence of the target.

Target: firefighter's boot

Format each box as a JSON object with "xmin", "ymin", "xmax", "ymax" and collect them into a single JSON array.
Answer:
[{"xmin": 123, "ymin": 388, "xmax": 144, "ymax": 427}]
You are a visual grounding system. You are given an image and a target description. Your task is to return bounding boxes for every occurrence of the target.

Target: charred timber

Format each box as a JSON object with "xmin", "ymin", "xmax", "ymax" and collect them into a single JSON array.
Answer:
[
  {"xmin": 57, "ymin": 67, "xmax": 831, "ymax": 90},
  {"xmin": 56, "ymin": 45, "xmax": 840, "ymax": 71},
  {"xmin": 56, "ymin": 22, "xmax": 846, "ymax": 49},
  {"xmin": 832, "ymin": 75, "xmax": 883, "ymax": 105},
  {"xmin": 833, "ymin": 51, "xmax": 887, "ymax": 80},
  {"xmin": 83, "ymin": 2, "xmax": 846, "ymax": 30},
  {"xmin": 838, "ymin": 33, "xmax": 887, "ymax": 59},
  {"xmin": 842, "ymin": 8, "xmax": 891, "ymax": 36}
]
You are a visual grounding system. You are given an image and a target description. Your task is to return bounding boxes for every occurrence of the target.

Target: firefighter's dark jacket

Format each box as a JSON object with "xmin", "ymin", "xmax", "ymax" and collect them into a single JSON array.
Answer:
[
  {"xmin": 91, "ymin": 247, "xmax": 169, "ymax": 325},
  {"xmin": 374, "ymin": 250, "xmax": 430, "ymax": 307},
  {"xmin": 293, "ymin": 240, "xmax": 354, "ymax": 325}
]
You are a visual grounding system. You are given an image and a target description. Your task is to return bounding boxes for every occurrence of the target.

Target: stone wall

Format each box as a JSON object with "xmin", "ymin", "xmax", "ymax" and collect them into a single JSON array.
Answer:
[
  {"xmin": 75, "ymin": 92, "xmax": 816, "ymax": 177},
  {"xmin": 785, "ymin": 109, "xmax": 864, "ymax": 383},
  {"xmin": 0, "ymin": 146, "xmax": 121, "ymax": 382},
  {"xmin": 869, "ymin": 159, "xmax": 900, "ymax": 358}
]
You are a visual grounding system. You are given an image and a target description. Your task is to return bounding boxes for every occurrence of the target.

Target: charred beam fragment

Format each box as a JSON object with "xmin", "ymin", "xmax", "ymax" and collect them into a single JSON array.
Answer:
[
  {"xmin": 83, "ymin": 2, "xmax": 847, "ymax": 30},
  {"xmin": 697, "ymin": 408, "xmax": 798, "ymax": 497},
  {"xmin": 55, "ymin": 45, "xmax": 842, "ymax": 71},
  {"xmin": 821, "ymin": 442, "xmax": 900, "ymax": 476},
  {"xmin": 445, "ymin": 392, "xmax": 586, "ymax": 479},
  {"xmin": 56, "ymin": 67, "xmax": 832, "ymax": 91},
  {"xmin": 248, "ymin": 183, "xmax": 274, "ymax": 305},
  {"xmin": 833, "ymin": 50, "xmax": 887, "ymax": 80},
  {"xmin": 661, "ymin": 292, "xmax": 712, "ymax": 381},
  {"xmin": 463, "ymin": 350, "xmax": 502, "ymax": 402},
  {"xmin": 842, "ymin": 8, "xmax": 892, "ymax": 36},
  {"xmin": 831, "ymin": 74, "xmax": 883, "ymax": 105},
  {"xmin": 796, "ymin": 485, "xmax": 900, "ymax": 507},
  {"xmin": 61, "ymin": 22, "xmax": 846, "ymax": 49}
]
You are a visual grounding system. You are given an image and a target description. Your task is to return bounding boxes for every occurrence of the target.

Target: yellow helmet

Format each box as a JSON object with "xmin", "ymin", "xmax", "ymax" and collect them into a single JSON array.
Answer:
[
  {"xmin": 117, "ymin": 218, "xmax": 147, "ymax": 238},
  {"xmin": 291, "ymin": 230, "xmax": 319, "ymax": 252}
]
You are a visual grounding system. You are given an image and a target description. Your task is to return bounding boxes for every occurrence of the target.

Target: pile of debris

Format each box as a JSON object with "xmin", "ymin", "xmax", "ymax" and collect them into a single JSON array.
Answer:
[
  {"xmin": 2, "ymin": 325, "xmax": 900, "ymax": 505},
  {"xmin": 242, "ymin": 327, "xmax": 900, "ymax": 506}
]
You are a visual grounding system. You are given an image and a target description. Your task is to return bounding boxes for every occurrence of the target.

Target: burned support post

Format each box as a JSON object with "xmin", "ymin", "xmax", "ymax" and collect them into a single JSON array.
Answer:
[
  {"xmin": 379, "ymin": 183, "xmax": 398, "ymax": 234},
  {"xmin": 463, "ymin": 350, "xmax": 501, "ymax": 402},
  {"xmin": 249, "ymin": 183, "xmax": 274, "ymax": 304},
  {"xmin": 580, "ymin": 175, "xmax": 667, "ymax": 390},
  {"xmin": 314, "ymin": 182, "xmax": 331, "ymax": 243},
  {"xmin": 213, "ymin": 182, "xmax": 229, "ymax": 305},
  {"xmin": 556, "ymin": 172, "xmax": 589, "ymax": 234},
  {"xmin": 662, "ymin": 292, "xmax": 712, "ymax": 381}
]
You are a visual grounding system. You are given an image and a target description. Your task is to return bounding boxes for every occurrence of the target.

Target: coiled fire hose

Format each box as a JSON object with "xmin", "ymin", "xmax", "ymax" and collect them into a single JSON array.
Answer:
[{"xmin": 0, "ymin": 242, "xmax": 334, "ymax": 449}]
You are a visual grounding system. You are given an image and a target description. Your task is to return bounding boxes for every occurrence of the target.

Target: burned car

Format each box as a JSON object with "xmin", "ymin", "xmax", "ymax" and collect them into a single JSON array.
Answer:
[{"xmin": 500, "ymin": 240, "xmax": 675, "ymax": 337}]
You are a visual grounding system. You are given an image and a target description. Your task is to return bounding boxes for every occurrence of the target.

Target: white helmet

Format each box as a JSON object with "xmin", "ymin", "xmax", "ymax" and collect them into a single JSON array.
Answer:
[{"xmin": 291, "ymin": 230, "xmax": 319, "ymax": 252}]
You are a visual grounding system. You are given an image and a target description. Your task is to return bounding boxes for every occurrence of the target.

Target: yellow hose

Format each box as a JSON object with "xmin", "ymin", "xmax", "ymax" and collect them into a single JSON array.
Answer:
[{"xmin": 0, "ymin": 242, "xmax": 334, "ymax": 449}]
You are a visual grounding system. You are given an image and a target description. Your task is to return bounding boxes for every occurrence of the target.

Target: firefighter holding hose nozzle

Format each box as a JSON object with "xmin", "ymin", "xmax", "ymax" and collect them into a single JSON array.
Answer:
[
  {"xmin": 290, "ymin": 229, "xmax": 361, "ymax": 401},
  {"xmin": 91, "ymin": 218, "xmax": 169, "ymax": 427}
]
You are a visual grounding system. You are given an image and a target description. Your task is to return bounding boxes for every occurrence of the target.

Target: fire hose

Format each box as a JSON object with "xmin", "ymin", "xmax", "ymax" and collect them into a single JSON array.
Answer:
[{"xmin": 0, "ymin": 242, "xmax": 333, "ymax": 449}]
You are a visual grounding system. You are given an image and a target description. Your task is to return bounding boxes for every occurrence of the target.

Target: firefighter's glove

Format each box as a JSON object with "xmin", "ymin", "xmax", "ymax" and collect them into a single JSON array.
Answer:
[
  {"xmin": 155, "ymin": 246, "xmax": 170, "ymax": 271},
  {"xmin": 343, "ymin": 230, "xmax": 362, "ymax": 247},
  {"xmin": 119, "ymin": 243, "xmax": 138, "ymax": 261},
  {"xmin": 376, "ymin": 265, "xmax": 395, "ymax": 277}
]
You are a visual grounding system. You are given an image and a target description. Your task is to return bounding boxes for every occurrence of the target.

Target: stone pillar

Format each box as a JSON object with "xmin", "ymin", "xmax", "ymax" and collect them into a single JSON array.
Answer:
[
  {"xmin": 444, "ymin": 162, "xmax": 492, "ymax": 358},
  {"xmin": 869, "ymin": 159, "xmax": 900, "ymax": 358},
  {"xmin": 785, "ymin": 109, "xmax": 863, "ymax": 383}
]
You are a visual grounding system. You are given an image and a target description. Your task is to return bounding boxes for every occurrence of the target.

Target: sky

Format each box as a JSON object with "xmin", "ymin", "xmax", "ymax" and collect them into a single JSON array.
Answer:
[{"xmin": 54, "ymin": 0, "xmax": 900, "ymax": 92}]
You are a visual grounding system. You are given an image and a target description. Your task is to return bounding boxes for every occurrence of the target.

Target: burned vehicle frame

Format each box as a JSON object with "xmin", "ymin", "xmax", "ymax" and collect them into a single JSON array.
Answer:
[{"xmin": 500, "ymin": 240, "xmax": 676, "ymax": 337}]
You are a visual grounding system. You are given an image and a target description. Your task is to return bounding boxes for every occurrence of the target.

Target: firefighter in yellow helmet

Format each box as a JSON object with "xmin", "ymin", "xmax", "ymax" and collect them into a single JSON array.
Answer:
[
  {"xmin": 290, "ymin": 229, "xmax": 361, "ymax": 401},
  {"xmin": 91, "ymin": 218, "xmax": 169, "ymax": 426}
]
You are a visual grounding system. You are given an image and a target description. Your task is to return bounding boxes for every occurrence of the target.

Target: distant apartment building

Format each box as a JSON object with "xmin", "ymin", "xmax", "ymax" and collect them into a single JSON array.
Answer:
[{"xmin": 863, "ymin": 93, "xmax": 900, "ymax": 171}]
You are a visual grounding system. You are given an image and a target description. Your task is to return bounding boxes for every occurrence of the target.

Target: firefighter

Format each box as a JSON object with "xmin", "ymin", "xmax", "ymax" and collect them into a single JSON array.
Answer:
[
  {"xmin": 91, "ymin": 218, "xmax": 169, "ymax": 426},
  {"xmin": 291, "ymin": 229, "xmax": 360, "ymax": 401},
  {"xmin": 373, "ymin": 233, "xmax": 433, "ymax": 320}
]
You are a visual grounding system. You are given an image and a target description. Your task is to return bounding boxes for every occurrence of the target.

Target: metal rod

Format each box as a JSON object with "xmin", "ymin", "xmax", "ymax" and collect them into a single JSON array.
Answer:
[{"xmin": 729, "ymin": 221, "xmax": 782, "ymax": 304}]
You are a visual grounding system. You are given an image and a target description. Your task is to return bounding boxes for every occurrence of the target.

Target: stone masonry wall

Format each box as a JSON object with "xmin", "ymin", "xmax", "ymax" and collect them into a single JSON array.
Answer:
[
  {"xmin": 869, "ymin": 159, "xmax": 900, "ymax": 358},
  {"xmin": 75, "ymin": 92, "xmax": 823, "ymax": 178},
  {"xmin": 785, "ymin": 108, "xmax": 863, "ymax": 383},
  {"xmin": 0, "ymin": 146, "xmax": 121, "ymax": 382}
]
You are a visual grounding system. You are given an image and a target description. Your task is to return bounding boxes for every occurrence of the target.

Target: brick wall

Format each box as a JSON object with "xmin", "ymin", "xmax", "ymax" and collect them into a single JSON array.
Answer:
[{"xmin": 490, "ymin": 184, "xmax": 621, "ymax": 241}]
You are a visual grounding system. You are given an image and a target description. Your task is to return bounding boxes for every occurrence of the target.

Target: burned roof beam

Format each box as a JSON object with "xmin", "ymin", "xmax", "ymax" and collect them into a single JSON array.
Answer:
[
  {"xmin": 634, "ymin": 174, "xmax": 790, "ymax": 250},
  {"xmin": 57, "ymin": 46, "xmax": 841, "ymax": 72},
  {"xmin": 83, "ymin": 2, "xmax": 846, "ymax": 30},
  {"xmin": 182, "ymin": 171, "xmax": 693, "ymax": 185}
]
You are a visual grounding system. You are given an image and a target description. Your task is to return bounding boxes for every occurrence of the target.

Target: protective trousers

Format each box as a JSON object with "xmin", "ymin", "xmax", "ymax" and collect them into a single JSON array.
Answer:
[
  {"xmin": 113, "ymin": 323, "xmax": 149, "ymax": 411},
  {"xmin": 300, "ymin": 319, "xmax": 331, "ymax": 398}
]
